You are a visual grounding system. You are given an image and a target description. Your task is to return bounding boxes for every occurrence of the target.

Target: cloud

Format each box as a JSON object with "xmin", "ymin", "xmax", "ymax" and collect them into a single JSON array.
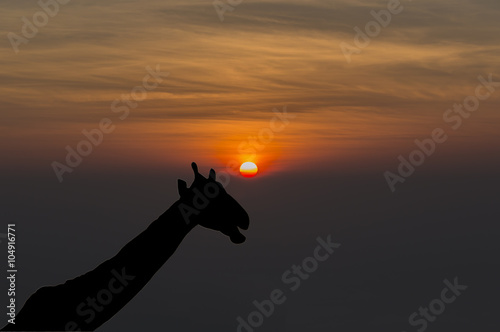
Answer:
[{"xmin": 1, "ymin": 0, "xmax": 499, "ymax": 171}]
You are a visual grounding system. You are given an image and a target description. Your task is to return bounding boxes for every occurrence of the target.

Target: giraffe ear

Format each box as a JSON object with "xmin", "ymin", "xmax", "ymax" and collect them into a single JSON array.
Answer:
[
  {"xmin": 191, "ymin": 162, "xmax": 203, "ymax": 180},
  {"xmin": 178, "ymin": 179, "xmax": 188, "ymax": 197},
  {"xmin": 209, "ymin": 169, "xmax": 216, "ymax": 180},
  {"xmin": 191, "ymin": 162, "xmax": 199, "ymax": 174}
]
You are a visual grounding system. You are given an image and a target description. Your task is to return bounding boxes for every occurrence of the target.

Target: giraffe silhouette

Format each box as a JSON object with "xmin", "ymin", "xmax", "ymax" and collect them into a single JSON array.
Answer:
[{"xmin": 1, "ymin": 163, "xmax": 249, "ymax": 331}]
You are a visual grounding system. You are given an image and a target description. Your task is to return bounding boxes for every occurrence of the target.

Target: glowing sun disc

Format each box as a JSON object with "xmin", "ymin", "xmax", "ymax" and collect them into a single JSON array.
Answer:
[{"xmin": 240, "ymin": 162, "xmax": 258, "ymax": 178}]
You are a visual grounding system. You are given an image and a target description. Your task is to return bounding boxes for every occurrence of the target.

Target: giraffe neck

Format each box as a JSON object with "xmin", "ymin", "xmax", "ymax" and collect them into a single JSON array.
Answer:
[
  {"xmin": 72, "ymin": 199, "xmax": 199, "ymax": 330},
  {"xmin": 7, "ymin": 198, "xmax": 202, "ymax": 331},
  {"xmin": 123, "ymin": 199, "xmax": 198, "ymax": 270}
]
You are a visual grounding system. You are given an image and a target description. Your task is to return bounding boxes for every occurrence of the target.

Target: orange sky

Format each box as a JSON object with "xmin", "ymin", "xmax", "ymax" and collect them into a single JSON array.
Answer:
[{"xmin": 1, "ymin": 0, "xmax": 499, "ymax": 178}]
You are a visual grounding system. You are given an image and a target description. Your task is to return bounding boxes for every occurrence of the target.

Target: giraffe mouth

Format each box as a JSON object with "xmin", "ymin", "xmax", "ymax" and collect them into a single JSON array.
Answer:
[
  {"xmin": 230, "ymin": 231, "xmax": 246, "ymax": 244},
  {"xmin": 224, "ymin": 222, "xmax": 247, "ymax": 244}
]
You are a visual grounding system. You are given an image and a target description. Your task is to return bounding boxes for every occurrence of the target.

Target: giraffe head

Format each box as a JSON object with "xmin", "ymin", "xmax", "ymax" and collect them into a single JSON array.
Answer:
[{"xmin": 177, "ymin": 162, "xmax": 250, "ymax": 244}]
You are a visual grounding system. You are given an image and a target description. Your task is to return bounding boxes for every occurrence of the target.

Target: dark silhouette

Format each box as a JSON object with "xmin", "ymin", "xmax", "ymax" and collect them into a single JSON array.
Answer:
[{"xmin": 1, "ymin": 163, "xmax": 249, "ymax": 331}]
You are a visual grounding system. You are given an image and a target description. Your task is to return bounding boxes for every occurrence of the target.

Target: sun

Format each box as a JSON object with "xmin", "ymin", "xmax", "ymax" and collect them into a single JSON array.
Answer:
[{"xmin": 240, "ymin": 162, "xmax": 258, "ymax": 178}]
